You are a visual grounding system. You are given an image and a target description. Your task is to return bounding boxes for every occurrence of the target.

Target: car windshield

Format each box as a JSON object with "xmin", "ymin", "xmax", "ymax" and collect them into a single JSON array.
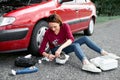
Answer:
[{"xmin": 0, "ymin": 0, "xmax": 43, "ymax": 6}]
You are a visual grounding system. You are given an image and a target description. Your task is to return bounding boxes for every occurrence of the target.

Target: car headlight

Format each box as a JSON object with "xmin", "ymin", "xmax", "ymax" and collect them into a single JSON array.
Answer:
[{"xmin": 0, "ymin": 17, "xmax": 15, "ymax": 26}]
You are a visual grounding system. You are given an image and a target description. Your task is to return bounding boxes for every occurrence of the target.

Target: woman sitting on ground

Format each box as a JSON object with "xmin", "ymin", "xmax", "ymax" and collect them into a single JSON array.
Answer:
[{"xmin": 39, "ymin": 14, "xmax": 120, "ymax": 73}]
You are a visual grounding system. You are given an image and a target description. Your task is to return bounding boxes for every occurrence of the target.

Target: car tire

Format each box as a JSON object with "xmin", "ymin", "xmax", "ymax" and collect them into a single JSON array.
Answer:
[
  {"xmin": 84, "ymin": 19, "xmax": 94, "ymax": 36},
  {"xmin": 28, "ymin": 20, "xmax": 48, "ymax": 56}
]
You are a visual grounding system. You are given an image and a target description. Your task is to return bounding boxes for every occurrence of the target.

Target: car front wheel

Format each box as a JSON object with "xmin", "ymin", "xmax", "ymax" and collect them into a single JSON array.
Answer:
[
  {"xmin": 84, "ymin": 19, "xmax": 94, "ymax": 36},
  {"xmin": 28, "ymin": 20, "xmax": 48, "ymax": 56}
]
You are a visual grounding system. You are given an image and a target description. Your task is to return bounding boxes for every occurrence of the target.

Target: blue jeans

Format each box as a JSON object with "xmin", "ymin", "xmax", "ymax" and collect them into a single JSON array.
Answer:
[{"xmin": 51, "ymin": 36, "xmax": 102, "ymax": 61}]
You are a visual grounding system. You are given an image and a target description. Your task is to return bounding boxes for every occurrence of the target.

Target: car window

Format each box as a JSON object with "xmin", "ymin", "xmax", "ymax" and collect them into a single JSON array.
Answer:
[
  {"xmin": 76, "ymin": 0, "xmax": 86, "ymax": 3},
  {"xmin": 62, "ymin": 0, "xmax": 90, "ymax": 4},
  {"xmin": 62, "ymin": 0, "xmax": 76, "ymax": 4},
  {"xmin": 76, "ymin": 0, "xmax": 90, "ymax": 3}
]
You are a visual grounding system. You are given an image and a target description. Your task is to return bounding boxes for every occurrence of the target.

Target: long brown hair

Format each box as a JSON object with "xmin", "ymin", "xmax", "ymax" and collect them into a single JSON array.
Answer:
[{"xmin": 47, "ymin": 14, "xmax": 63, "ymax": 26}]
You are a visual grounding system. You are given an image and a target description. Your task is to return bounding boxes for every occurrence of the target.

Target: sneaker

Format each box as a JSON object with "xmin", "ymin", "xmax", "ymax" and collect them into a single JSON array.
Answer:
[
  {"xmin": 82, "ymin": 63, "xmax": 102, "ymax": 73},
  {"xmin": 55, "ymin": 52, "xmax": 69, "ymax": 64},
  {"xmin": 104, "ymin": 53, "xmax": 120, "ymax": 60}
]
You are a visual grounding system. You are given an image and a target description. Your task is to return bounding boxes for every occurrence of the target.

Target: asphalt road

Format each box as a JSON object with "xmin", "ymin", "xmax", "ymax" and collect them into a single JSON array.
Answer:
[{"xmin": 0, "ymin": 19, "xmax": 120, "ymax": 80}]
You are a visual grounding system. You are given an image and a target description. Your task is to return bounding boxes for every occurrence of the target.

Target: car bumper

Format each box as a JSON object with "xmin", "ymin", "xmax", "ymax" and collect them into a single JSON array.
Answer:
[{"xmin": 0, "ymin": 28, "xmax": 28, "ymax": 42}]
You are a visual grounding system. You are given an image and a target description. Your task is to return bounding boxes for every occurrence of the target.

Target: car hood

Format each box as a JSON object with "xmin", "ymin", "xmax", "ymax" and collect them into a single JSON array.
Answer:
[{"xmin": 0, "ymin": 0, "xmax": 42, "ymax": 16}]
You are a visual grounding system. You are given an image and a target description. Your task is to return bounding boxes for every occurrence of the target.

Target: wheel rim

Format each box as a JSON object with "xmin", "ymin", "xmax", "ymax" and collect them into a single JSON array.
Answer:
[
  {"xmin": 36, "ymin": 26, "xmax": 48, "ymax": 47},
  {"xmin": 89, "ymin": 19, "xmax": 94, "ymax": 34}
]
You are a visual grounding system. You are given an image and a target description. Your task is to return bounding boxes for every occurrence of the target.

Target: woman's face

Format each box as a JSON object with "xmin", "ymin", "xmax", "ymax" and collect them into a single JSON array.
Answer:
[{"xmin": 49, "ymin": 22, "xmax": 60, "ymax": 33}]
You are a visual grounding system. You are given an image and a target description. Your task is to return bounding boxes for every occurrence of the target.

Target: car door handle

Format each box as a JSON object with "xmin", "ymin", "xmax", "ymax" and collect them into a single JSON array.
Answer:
[
  {"xmin": 75, "ymin": 10, "xmax": 79, "ymax": 13},
  {"xmin": 75, "ymin": 9, "xmax": 78, "ymax": 11},
  {"xmin": 87, "ymin": 7, "xmax": 92, "ymax": 11}
]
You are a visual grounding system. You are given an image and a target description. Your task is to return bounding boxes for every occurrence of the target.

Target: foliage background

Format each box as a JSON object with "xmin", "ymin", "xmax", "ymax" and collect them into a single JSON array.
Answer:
[{"xmin": 91, "ymin": 0, "xmax": 120, "ymax": 16}]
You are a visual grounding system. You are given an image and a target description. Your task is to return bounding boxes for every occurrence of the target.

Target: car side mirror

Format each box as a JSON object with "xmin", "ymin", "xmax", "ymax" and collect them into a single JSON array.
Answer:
[{"xmin": 58, "ymin": 0, "xmax": 73, "ymax": 4}]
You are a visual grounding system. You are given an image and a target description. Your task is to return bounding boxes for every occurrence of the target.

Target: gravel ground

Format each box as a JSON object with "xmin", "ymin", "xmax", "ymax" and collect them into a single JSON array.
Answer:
[{"xmin": 0, "ymin": 19, "xmax": 120, "ymax": 80}]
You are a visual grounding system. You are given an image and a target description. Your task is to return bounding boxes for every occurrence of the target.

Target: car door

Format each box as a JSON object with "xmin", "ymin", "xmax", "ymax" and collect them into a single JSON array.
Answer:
[
  {"xmin": 50, "ymin": 0, "xmax": 83, "ymax": 33},
  {"xmin": 75, "ymin": 0, "xmax": 92, "ymax": 30},
  {"xmin": 50, "ymin": 0, "xmax": 78, "ymax": 25}
]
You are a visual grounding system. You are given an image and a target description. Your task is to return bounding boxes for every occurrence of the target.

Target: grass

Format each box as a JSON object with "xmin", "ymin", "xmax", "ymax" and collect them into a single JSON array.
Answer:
[{"xmin": 96, "ymin": 16, "xmax": 120, "ymax": 23}]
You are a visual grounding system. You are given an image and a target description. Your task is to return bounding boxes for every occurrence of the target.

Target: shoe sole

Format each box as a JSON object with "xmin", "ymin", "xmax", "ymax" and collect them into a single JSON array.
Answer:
[{"xmin": 82, "ymin": 68, "xmax": 101, "ymax": 73}]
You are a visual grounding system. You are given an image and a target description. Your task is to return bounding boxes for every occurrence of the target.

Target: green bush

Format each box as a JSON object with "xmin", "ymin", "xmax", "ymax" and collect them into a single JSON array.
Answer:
[{"xmin": 91, "ymin": 0, "xmax": 120, "ymax": 16}]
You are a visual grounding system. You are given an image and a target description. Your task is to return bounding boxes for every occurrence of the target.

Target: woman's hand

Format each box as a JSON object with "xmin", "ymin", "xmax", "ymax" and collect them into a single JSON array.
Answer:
[
  {"xmin": 48, "ymin": 54, "xmax": 55, "ymax": 61},
  {"xmin": 55, "ymin": 47, "xmax": 62, "ymax": 58},
  {"xmin": 55, "ymin": 39, "xmax": 72, "ymax": 57},
  {"xmin": 42, "ymin": 52, "xmax": 55, "ymax": 61}
]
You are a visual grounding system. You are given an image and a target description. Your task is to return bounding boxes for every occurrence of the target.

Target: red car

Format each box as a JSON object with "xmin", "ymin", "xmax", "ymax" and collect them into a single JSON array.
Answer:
[{"xmin": 0, "ymin": 0, "xmax": 96, "ymax": 55}]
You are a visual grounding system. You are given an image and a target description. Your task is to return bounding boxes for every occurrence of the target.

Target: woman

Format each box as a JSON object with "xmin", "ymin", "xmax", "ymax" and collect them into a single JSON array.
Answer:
[{"xmin": 39, "ymin": 14, "xmax": 120, "ymax": 73}]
